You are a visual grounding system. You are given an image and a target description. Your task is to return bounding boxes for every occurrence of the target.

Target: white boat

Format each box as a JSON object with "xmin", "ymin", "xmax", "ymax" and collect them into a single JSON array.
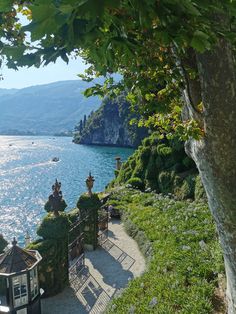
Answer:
[{"xmin": 52, "ymin": 157, "xmax": 59, "ymax": 162}]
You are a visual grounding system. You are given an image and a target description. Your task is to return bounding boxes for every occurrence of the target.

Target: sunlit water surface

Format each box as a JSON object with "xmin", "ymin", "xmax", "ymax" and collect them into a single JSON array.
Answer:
[{"xmin": 0, "ymin": 136, "xmax": 133, "ymax": 246}]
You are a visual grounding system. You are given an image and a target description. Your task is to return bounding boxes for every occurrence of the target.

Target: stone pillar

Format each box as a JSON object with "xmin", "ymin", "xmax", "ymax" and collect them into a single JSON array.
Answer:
[
  {"xmin": 115, "ymin": 156, "xmax": 122, "ymax": 170},
  {"xmin": 77, "ymin": 174, "xmax": 101, "ymax": 250}
]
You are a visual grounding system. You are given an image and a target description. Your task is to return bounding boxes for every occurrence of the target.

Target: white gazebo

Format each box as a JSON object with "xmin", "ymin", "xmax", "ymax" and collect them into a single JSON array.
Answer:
[{"xmin": 0, "ymin": 238, "xmax": 42, "ymax": 314}]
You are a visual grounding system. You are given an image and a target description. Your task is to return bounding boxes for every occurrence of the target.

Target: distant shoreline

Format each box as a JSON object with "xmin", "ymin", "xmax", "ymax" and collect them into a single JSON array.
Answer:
[{"xmin": 0, "ymin": 132, "xmax": 72, "ymax": 137}]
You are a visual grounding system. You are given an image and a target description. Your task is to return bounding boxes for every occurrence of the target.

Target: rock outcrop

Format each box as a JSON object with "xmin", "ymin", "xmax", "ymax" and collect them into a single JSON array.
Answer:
[{"xmin": 73, "ymin": 94, "xmax": 148, "ymax": 148}]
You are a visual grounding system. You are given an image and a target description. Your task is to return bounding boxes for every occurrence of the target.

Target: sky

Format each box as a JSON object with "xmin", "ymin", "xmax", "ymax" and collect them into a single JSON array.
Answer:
[
  {"xmin": 0, "ymin": 56, "xmax": 88, "ymax": 89},
  {"xmin": 0, "ymin": 13, "xmax": 89, "ymax": 90}
]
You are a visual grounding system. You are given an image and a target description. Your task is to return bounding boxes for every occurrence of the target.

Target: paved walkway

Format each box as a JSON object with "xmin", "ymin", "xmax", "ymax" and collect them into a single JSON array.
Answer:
[{"xmin": 41, "ymin": 218, "xmax": 146, "ymax": 314}]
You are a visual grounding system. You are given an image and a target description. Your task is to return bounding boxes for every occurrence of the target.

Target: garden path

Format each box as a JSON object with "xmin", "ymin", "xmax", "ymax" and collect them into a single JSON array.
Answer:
[{"xmin": 41, "ymin": 218, "xmax": 146, "ymax": 314}]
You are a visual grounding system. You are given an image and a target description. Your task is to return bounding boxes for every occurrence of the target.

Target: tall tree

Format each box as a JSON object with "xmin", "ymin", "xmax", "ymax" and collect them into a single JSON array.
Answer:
[
  {"xmin": 79, "ymin": 119, "xmax": 83, "ymax": 135},
  {"xmin": 2, "ymin": 1, "xmax": 236, "ymax": 312},
  {"xmin": 83, "ymin": 114, "xmax": 87, "ymax": 129}
]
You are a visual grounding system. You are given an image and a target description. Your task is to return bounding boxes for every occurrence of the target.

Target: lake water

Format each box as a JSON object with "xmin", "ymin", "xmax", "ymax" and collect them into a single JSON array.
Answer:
[{"xmin": 0, "ymin": 136, "xmax": 133, "ymax": 246}]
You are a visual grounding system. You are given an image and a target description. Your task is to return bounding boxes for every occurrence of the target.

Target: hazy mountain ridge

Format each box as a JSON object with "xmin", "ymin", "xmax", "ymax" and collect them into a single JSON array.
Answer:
[{"xmin": 0, "ymin": 80, "xmax": 101, "ymax": 135}]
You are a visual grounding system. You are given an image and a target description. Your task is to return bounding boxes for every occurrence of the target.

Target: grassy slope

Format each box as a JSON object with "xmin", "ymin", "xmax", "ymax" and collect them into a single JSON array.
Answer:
[{"xmin": 105, "ymin": 187, "xmax": 224, "ymax": 314}]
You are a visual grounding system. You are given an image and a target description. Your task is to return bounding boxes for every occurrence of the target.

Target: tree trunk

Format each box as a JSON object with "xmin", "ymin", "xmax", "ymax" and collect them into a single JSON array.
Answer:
[{"xmin": 185, "ymin": 37, "xmax": 236, "ymax": 313}]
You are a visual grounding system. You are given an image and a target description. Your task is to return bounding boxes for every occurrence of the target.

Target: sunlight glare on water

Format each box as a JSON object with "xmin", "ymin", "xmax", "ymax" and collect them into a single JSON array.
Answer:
[{"xmin": 0, "ymin": 136, "xmax": 133, "ymax": 246}]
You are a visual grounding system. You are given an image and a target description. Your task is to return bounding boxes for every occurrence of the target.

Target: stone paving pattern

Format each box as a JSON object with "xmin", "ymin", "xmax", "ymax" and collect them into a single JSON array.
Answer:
[{"xmin": 41, "ymin": 219, "xmax": 146, "ymax": 314}]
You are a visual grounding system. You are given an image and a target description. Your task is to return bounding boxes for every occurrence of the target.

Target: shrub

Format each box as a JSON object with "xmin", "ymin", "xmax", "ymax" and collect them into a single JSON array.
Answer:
[
  {"xmin": 37, "ymin": 213, "xmax": 70, "ymax": 240},
  {"xmin": 142, "ymin": 137, "xmax": 151, "ymax": 147},
  {"xmin": 157, "ymin": 144, "xmax": 172, "ymax": 156},
  {"xmin": 29, "ymin": 238, "xmax": 68, "ymax": 297},
  {"xmin": 77, "ymin": 193, "xmax": 102, "ymax": 213},
  {"xmin": 195, "ymin": 175, "xmax": 207, "ymax": 201},
  {"xmin": 67, "ymin": 208, "xmax": 79, "ymax": 224},
  {"xmin": 111, "ymin": 133, "xmax": 198, "ymax": 199},
  {"xmin": 175, "ymin": 175, "xmax": 196, "ymax": 200},
  {"xmin": 139, "ymin": 146, "xmax": 151, "ymax": 163},
  {"xmin": 114, "ymin": 169, "xmax": 119, "ymax": 177},
  {"xmin": 132, "ymin": 160, "xmax": 145, "ymax": 180},
  {"xmin": 155, "ymin": 155, "xmax": 164, "ymax": 170},
  {"xmin": 0, "ymin": 235, "xmax": 7, "ymax": 254},
  {"xmin": 44, "ymin": 198, "xmax": 67, "ymax": 213},
  {"xmin": 77, "ymin": 193, "xmax": 101, "ymax": 249},
  {"xmin": 127, "ymin": 177, "xmax": 144, "ymax": 190},
  {"xmin": 158, "ymin": 171, "xmax": 175, "ymax": 194},
  {"xmin": 145, "ymin": 155, "xmax": 157, "ymax": 181},
  {"xmin": 182, "ymin": 156, "xmax": 195, "ymax": 169}
]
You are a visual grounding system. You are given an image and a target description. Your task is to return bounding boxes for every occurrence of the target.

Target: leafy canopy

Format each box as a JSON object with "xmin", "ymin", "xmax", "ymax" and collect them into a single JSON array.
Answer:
[{"xmin": 1, "ymin": 0, "xmax": 235, "ymax": 138}]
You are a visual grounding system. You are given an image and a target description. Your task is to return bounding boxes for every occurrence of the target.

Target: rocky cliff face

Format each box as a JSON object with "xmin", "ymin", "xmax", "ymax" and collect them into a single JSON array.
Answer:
[{"xmin": 73, "ymin": 94, "xmax": 148, "ymax": 148}]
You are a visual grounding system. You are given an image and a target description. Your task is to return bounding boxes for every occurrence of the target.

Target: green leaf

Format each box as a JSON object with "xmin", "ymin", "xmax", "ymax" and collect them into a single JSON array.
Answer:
[
  {"xmin": 0, "ymin": 0, "xmax": 13, "ymax": 12},
  {"xmin": 190, "ymin": 31, "xmax": 211, "ymax": 52}
]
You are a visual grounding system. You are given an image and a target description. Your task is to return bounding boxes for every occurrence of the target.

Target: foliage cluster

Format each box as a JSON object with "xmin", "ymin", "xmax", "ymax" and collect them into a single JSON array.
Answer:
[
  {"xmin": 29, "ymin": 192, "xmax": 102, "ymax": 295},
  {"xmin": 77, "ymin": 193, "xmax": 102, "ymax": 249},
  {"xmin": 4, "ymin": 0, "xmax": 233, "ymax": 141},
  {"xmin": 105, "ymin": 187, "xmax": 224, "ymax": 314},
  {"xmin": 77, "ymin": 193, "xmax": 102, "ymax": 214},
  {"xmin": 44, "ymin": 199, "xmax": 67, "ymax": 214},
  {"xmin": 112, "ymin": 133, "xmax": 202, "ymax": 200},
  {"xmin": 67, "ymin": 207, "xmax": 80, "ymax": 225},
  {"xmin": 28, "ymin": 213, "xmax": 71, "ymax": 296},
  {"xmin": 0, "ymin": 234, "xmax": 7, "ymax": 254},
  {"xmin": 28, "ymin": 238, "xmax": 68, "ymax": 297},
  {"xmin": 37, "ymin": 213, "xmax": 70, "ymax": 240},
  {"xmin": 126, "ymin": 177, "xmax": 145, "ymax": 190}
]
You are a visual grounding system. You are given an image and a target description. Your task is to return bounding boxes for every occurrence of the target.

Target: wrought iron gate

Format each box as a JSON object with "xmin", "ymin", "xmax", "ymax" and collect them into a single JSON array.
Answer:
[
  {"xmin": 68, "ymin": 219, "xmax": 85, "ymax": 272},
  {"xmin": 98, "ymin": 212, "xmax": 109, "ymax": 245}
]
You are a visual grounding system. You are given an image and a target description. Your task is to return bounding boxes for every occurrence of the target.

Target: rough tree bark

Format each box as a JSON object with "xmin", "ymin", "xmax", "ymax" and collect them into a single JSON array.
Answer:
[{"xmin": 184, "ymin": 37, "xmax": 236, "ymax": 313}]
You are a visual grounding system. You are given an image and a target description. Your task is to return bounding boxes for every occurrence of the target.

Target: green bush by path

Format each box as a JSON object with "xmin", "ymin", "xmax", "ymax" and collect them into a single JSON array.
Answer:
[
  {"xmin": 106, "ymin": 187, "xmax": 224, "ymax": 314},
  {"xmin": 127, "ymin": 177, "xmax": 145, "ymax": 190},
  {"xmin": 111, "ymin": 133, "xmax": 198, "ymax": 199},
  {"xmin": 195, "ymin": 175, "xmax": 207, "ymax": 201}
]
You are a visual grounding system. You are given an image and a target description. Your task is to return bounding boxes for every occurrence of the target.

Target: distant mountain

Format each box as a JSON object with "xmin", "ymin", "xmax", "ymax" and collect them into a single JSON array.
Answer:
[
  {"xmin": 0, "ymin": 89, "xmax": 18, "ymax": 96},
  {"xmin": 0, "ymin": 80, "xmax": 101, "ymax": 135}
]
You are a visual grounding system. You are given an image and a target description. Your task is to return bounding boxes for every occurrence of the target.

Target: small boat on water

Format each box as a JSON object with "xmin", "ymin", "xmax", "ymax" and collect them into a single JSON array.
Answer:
[{"xmin": 52, "ymin": 157, "xmax": 59, "ymax": 162}]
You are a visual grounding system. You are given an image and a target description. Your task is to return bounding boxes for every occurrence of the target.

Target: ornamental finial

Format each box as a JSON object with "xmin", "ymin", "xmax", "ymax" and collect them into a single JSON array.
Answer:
[
  {"xmin": 48, "ymin": 179, "xmax": 64, "ymax": 216},
  {"xmin": 86, "ymin": 172, "xmax": 95, "ymax": 196},
  {"xmin": 12, "ymin": 237, "xmax": 17, "ymax": 246}
]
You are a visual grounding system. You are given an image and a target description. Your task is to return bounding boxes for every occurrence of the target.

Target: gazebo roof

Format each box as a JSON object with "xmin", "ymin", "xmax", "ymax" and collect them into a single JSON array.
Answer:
[{"xmin": 0, "ymin": 238, "xmax": 41, "ymax": 275}]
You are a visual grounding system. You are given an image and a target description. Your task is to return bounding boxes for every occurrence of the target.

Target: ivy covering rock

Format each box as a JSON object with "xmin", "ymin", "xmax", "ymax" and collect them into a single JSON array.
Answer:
[{"xmin": 111, "ymin": 133, "xmax": 206, "ymax": 200}]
